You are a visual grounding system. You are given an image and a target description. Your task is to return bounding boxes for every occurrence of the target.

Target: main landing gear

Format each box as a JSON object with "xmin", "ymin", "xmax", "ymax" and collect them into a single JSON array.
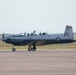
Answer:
[
  {"xmin": 11, "ymin": 44, "xmax": 36, "ymax": 52},
  {"xmin": 28, "ymin": 44, "xmax": 36, "ymax": 51}
]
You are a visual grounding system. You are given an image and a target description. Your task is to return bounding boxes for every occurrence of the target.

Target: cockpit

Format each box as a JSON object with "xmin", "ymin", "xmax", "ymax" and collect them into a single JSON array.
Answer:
[{"xmin": 11, "ymin": 31, "xmax": 47, "ymax": 37}]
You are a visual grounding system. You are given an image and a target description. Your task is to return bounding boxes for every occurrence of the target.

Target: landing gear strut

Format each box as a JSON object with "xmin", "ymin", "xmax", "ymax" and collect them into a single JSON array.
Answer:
[
  {"xmin": 28, "ymin": 43, "xmax": 36, "ymax": 51},
  {"xmin": 11, "ymin": 43, "xmax": 36, "ymax": 52},
  {"xmin": 28, "ymin": 45, "xmax": 32, "ymax": 51}
]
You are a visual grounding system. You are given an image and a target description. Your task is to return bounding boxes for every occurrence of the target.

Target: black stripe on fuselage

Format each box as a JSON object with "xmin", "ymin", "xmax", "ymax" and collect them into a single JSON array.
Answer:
[
  {"xmin": 4, "ymin": 39, "xmax": 74, "ymax": 46},
  {"xmin": 43, "ymin": 39, "xmax": 74, "ymax": 45}
]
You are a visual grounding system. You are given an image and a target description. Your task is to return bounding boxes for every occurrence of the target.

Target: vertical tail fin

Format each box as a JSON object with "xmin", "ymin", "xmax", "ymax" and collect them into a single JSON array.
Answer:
[{"xmin": 64, "ymin": 25, "xmax": 74, "ymax": 40}]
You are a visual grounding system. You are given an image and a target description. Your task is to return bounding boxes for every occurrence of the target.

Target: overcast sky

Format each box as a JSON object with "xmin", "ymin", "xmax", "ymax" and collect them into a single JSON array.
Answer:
[{"xmin": 0, "ymin": 0, "xmax": 76, "ymax": 34}]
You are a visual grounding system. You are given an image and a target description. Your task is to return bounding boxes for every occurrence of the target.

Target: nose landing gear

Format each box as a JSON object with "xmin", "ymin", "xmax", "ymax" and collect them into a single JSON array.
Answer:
[
  {"xmin": 12, "ymin": 47, "xmax": 16, "ymax": 52},
  {"xmin": 11, "ymin": 43, "xmax": 36, "ymax": 52}
]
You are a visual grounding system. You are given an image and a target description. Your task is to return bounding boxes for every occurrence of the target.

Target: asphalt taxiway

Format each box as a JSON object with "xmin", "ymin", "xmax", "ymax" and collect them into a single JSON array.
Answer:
[{"xmin": 0, "ymin": 49, "xmax": 76, "ymax": 75}]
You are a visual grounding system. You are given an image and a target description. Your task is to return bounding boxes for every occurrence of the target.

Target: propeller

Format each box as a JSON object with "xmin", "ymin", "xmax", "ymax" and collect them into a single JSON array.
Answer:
[
  {"xmin": 0, "ymin": 33, "xmax": 5, "ymax": 47},
  {"xmin": 2, "ymin": 33, "xmax": 5, "ymax": 38},
  {"xmin": 1, "ymin": 33, "xmax": 5, "ymax": 41}
]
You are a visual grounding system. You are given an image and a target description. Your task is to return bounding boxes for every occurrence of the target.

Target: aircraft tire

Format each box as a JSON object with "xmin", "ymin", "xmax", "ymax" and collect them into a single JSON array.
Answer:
[
  {"xmin": 12, "ymin": 48, "xmax": 16, "ymax": 52},
  {"xmin": 28, "ymin": 48, "xmax": 31, "ymax": 51},
  {"xmin": 31, "ymin": 48, "xmax": 36, "ymax": 51}
]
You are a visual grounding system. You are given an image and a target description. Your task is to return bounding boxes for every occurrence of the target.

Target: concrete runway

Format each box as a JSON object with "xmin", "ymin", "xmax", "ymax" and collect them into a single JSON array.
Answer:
[{"xmin": 0, "ymin": 49, "xmax": 76, "ymax": 75}]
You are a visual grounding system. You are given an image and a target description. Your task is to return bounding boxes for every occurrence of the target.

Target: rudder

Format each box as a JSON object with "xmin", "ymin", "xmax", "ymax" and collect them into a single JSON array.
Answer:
[{"xmin": 64, "ymin": 25, "xmax": 74, "ymax": 40}]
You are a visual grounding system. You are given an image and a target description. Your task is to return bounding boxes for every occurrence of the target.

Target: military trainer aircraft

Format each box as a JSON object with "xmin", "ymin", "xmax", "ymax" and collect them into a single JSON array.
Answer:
[{"xmin": 0, "ymin": 25, "xmax": 76, "ymax": 52}]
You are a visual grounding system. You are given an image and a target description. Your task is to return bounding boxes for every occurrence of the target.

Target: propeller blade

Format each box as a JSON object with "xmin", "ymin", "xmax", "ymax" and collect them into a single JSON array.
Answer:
[{"xmin": 2, "ymin": 33, "xmax": 4, "ymax": 38}]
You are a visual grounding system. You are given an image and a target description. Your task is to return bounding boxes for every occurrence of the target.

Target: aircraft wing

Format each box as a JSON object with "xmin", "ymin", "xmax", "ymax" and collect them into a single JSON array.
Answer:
[
  {"xmin": 35, "ymin": 40, "xmax": 45, "ymax": 46},
  {"xmin": 27, "ymin": 40, "xmax": 45, "ymax": 46}
]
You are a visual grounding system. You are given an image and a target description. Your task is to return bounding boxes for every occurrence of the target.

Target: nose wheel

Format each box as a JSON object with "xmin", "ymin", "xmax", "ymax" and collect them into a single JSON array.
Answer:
[{"xmin": 12, "ymin": 47, "xmax": 16, "ymax": 52}]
